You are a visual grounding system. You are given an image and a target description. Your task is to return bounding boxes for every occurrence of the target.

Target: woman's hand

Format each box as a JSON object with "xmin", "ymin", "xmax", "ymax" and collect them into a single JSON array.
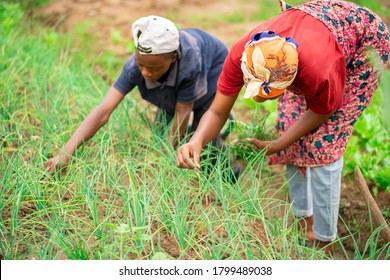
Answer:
[
  {"xmin": 247, "ymin": 110, "xmax": 333, "ymax": 155},
  {"xmin": 44, "ymin": 153, "xmax": 69, "ymax": 173},
  {"xmin": 176, "ymin": 141, "xmax": 202, "ymax": 170},
  {"xmin": 246, "ymin": 138, "xmax": 280, "ymax": 155},
  {"xmin": 176, "ymin": 92, "xmax": 238, "ymax": 170}
]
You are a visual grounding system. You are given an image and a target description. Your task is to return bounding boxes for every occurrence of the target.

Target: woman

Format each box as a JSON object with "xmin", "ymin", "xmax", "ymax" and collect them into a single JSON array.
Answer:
[{"xmin": 176, "ymin": 0, "xmax": 390, "ymax": 254}]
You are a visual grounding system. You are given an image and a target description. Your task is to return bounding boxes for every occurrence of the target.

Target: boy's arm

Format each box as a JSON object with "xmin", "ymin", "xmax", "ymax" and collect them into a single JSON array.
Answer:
[
  {"xmin": 45, "ymin": 86, "xmax": 125, "ymax": 172},
  {"xmin": 169, "ymin": 101, "xmax": 194, "ymax": 148}
]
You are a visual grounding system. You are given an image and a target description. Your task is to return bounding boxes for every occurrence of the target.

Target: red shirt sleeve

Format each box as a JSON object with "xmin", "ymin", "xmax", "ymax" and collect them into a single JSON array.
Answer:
[{"xmin": 301, "ymin": 54, "xmax": 346, "ymax": 114}]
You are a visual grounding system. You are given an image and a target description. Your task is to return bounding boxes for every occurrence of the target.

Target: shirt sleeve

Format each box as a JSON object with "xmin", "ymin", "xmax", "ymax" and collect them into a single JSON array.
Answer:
[
  {"xmin": 304, "ymin": 55, "xmax": 346, "ymax": 114},
  {"xmin": 176, "ymin": 76, "xmax": 199, "ymax": 104},
  {"xmin": 113, "ymin": 56, "xmax": 137, "ymax": 95}
]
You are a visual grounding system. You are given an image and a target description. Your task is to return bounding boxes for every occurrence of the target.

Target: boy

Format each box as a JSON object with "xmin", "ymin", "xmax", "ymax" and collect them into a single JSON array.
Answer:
[{"xmin": 46, "ymin": 16, "xmax": 239, "ymax": 180}]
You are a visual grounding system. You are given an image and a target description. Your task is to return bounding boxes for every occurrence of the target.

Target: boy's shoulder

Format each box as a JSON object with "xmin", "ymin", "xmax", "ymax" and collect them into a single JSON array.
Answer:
[
  {"xmin": 179, "ymin": 28, "xmax": 217, "ymax": 40},
  {"xmin": 123, "ymin": 54, "xmax": 138, "ymax": 70},
  {"xmin": 178, "ymin": 28, "xmax": 226, "ymax": 51},
  {"xmin": 121, "ymin": 54, "xmax": 142, "ymax": 79}
]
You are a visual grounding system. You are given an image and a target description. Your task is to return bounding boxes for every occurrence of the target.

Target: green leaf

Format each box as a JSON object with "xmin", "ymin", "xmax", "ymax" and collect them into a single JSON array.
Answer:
[
  {"xmin": 131, "ymin": 226, "xmax": 147, "ymax": 233},
  {"xmin": 150, "ymin": 252, "xmax": 174, "ymax": 260},
  {"xmin": 116, "ymin": 223, "xmax": 131, "ymax": 234},
  {"xmin": 137, "ymin": 234, "xmax": 152, "ymax": 241}
]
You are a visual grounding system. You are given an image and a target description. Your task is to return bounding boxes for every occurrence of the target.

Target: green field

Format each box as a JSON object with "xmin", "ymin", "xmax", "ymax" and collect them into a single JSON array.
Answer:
[{"xmin": 1, "ymin": 0, "xmax": 389, "ymax": 260}]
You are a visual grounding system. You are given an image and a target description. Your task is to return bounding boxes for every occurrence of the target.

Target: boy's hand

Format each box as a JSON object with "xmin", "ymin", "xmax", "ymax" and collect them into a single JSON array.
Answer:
[
  {"xmin": 44, "ymin": 154, "xmax": 69, "ymax": 173},
  {"xmin": 176, "ymin": 141, "xmax": 202, "ymax": 170}
]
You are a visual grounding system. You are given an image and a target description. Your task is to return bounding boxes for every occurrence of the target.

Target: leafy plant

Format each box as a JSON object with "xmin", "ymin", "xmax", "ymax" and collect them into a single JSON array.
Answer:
[
  {"xmin": 106, "ymin": 224, "xmax": 151, "ymax": 259},
  {"xmin": 229, "ymin": 113, "xmax": 275, "ymax": 161},
  {"xmin": 0, "ymin": 2, "xmax": 23, "ymax": 32},
  {"xmin": 343, "ymin": 70, "xmax": 390, "ymax": 193}
]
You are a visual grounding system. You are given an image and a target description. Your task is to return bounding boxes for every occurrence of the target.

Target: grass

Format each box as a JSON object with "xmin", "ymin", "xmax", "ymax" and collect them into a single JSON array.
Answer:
[{"xmin": 1, "ymin": 1, "xmax": 389, "ymax": 261}]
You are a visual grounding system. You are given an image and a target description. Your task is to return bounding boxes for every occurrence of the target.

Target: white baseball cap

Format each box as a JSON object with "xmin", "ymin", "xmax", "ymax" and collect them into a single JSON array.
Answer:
[{"xmin": 132, "ymin": 15, "xmax": 180, "ymax": 55}]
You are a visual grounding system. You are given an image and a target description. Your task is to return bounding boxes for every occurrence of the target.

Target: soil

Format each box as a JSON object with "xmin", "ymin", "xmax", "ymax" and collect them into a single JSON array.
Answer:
[{"xmin": 31, "ymin": 0, "xmax": 390, "ymax": 259}]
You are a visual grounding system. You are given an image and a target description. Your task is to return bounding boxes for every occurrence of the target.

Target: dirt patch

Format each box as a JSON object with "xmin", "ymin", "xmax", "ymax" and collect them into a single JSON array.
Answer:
[
  {"xmin": 338, "ymin": 180, "xmax": 390, "ymax": 255},
  {"xmin": 31, "ymin": 0, "xmax": 390, "ymax": 260},
  {"xmin": 33, "ymin": 0, "xmax": 259, "ymax": 55}
]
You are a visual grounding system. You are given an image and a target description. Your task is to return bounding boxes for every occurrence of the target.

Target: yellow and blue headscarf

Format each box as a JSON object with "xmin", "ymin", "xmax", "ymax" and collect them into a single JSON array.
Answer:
[{"xmin": 241, "ymin": 31, "xmax": 299, "ymax": 99}]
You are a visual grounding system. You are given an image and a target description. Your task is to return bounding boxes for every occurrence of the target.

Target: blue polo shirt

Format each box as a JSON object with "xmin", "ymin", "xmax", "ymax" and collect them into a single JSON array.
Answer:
[{"xmin": 113, "ymin": 28, "xmax": 228, "ymax": 114}]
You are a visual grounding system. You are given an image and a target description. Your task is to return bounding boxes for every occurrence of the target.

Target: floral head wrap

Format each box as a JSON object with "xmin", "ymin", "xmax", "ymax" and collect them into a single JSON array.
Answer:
[{"xmin": 241, "ymin": 31, "xmax": 299, "ymax": 99}]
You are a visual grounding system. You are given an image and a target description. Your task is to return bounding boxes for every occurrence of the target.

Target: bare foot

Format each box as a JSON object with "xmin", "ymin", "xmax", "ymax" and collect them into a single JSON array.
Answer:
[
  {"xmin": 296, "ymin": 216, "xmax": 314, "ymax": 240},
  {"xmin": 312, "ymin": 240, "xmax": 334, "ymax": 256},
  {"xmin": 292, "ymin": 216, "xmax": 334, "ymax": 256}
]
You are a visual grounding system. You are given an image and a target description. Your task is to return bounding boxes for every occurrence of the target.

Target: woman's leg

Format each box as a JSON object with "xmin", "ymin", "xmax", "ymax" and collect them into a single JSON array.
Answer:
[
  {"xmin": 287, "ymin": 165, "xmax": 313, "ymax": 218},
  {"xmin": 310, "ymin": 157, "xmax": 344, "ymax": 242}
]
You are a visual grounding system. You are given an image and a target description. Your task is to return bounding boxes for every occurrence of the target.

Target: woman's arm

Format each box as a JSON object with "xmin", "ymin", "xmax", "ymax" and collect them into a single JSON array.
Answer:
[
  {"xmin": 248, "ymin": 108, "xmax": 332, "ymax": 154},
  {"xmin": 176, "ymin": 92, "xmax": 238, "ymax": 169}
]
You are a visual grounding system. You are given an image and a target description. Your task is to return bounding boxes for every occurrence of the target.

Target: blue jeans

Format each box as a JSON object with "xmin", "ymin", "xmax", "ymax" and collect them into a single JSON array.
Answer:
[{"xmin": 287, "ymin": 157, "xmax": 343, "ymax": 242}]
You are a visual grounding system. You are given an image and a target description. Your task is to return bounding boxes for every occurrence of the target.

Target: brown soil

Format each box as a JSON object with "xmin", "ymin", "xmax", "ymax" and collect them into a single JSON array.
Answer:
[{"xmin": 32, "ymin": 0, "xmax": 390, "ymax": 259}]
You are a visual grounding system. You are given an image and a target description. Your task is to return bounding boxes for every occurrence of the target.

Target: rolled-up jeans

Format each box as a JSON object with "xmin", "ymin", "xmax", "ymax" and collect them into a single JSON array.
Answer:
[{"xmin": 287, "ymin": 157, "xmax": 343, "ymax": 242}]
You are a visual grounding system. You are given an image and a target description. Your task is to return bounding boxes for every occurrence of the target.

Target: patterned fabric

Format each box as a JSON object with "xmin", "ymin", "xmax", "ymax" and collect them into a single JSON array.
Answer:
[
  {"xmin": 269, "ymin": 0, "xmax": 390, "ymax": 167},
  {"xmin": 241, "ymin": 31, "xmax": 299, "ymax": 99},
  {"xmin": 278, "ymin": 0, "xmax": 292, "ymax": 12}
]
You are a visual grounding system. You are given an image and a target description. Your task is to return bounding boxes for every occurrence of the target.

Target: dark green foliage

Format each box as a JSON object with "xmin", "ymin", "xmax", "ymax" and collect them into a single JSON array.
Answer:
[{"xmin": 229, "ymin": 115, "xmax": 275, "ymax": 161}]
